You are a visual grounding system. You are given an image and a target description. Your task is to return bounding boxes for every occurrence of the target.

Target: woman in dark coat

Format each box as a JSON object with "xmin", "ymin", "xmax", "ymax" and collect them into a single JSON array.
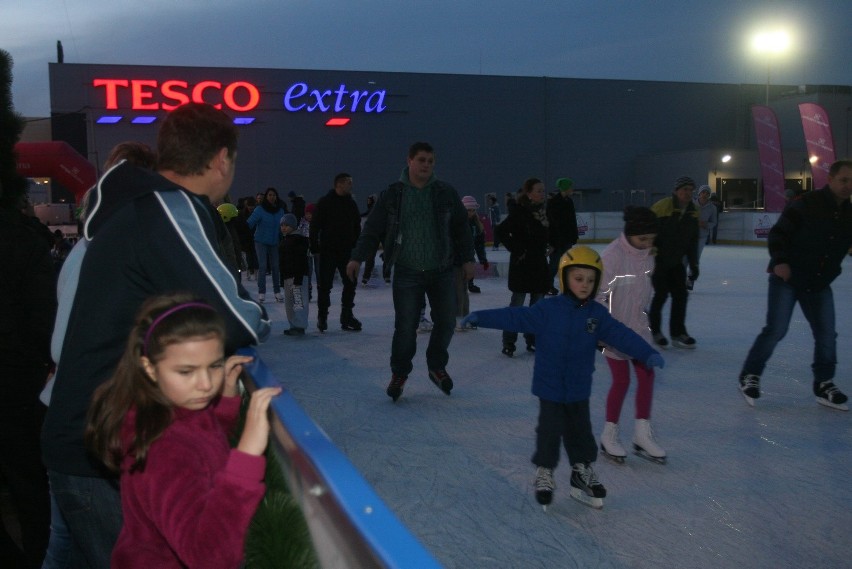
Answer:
[{"xmin": 495, "ymin": 177, "xmax": 551, "ymax": 356}]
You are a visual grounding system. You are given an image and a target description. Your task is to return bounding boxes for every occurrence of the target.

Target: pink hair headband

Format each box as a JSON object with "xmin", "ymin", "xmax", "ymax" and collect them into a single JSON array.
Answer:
[{"xmin": 143, "ymin": 302, "xmax": 215, "ymax": 355}]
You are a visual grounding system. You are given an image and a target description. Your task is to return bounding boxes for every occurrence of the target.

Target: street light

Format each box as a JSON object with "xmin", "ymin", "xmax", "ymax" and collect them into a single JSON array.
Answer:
[{"xmin": 751, "ymin": 29, "xmax": 791, "ymax": 105}]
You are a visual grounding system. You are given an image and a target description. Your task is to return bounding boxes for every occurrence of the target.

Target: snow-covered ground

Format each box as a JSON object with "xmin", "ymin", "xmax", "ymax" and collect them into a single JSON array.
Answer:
[{"xmin": 254, "ymin": 245, "xmax": 851, "ymax": 569}]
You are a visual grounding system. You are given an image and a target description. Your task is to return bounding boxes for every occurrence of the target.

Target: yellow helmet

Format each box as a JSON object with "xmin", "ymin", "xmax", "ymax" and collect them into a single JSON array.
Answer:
[
  {"xmin": 217, "ymin": 203, "xmax": 239, "ymax": 222},
  {"xmin": 558, "ymin": 245, "xmax": 603, "ymax": 297}
]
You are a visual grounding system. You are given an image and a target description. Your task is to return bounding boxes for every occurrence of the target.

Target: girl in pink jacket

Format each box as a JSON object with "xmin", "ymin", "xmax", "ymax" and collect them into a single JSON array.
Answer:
[{"xmin": 597, "ymin": 207, "xmax": 667, "ymax": 464}]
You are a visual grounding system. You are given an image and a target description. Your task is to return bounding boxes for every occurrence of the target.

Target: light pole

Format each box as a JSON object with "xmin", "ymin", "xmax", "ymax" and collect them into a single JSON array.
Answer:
[{"xmin": 751, "ymin": 29, "xmax": 791, "ymax": 105}]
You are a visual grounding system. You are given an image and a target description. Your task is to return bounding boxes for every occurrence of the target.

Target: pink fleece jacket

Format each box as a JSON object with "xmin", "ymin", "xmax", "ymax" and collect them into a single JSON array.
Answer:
[
  {"xmin": 597, "ymin": 232, "xmax": 656, "ymax": 360},
  {"xmin": 111, "ymin": 396, "xmax": 266, "ymax": 569}
]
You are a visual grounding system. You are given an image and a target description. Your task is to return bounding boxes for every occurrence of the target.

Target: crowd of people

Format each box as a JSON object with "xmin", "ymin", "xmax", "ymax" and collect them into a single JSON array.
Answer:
[{"xmin": 2, "ymin": 96, "xmax": 851, "ymax": 566}]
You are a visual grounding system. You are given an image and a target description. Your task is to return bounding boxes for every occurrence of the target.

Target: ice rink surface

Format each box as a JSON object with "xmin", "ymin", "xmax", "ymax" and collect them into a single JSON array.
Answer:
[{"xmin": 255, "ymin": 245, "xmax": 851, "ymax": 569}]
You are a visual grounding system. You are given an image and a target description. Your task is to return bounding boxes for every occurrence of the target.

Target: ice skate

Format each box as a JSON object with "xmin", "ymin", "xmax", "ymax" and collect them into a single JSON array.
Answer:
[
  {"xmin": 652, "ymin": 332, "xmax": 669, "ymax": 349},
  {"xmin": 417, "ymin": 317, "xmax": 433, "ymax": 333},
  {"xmin": 632, "ymin": 419, "xmax": 666, "ymax": 465},
  {"xmin": 257, "ymin": 293, "xmax": 265, "ymax": 304},
  {"xmin": 428, "ymin": 369, "xmax": 453, "ymax": 395},
  {"xmin": 739, "ymin": 373, "xmax": 760, "ymax": 407},
  {"xmin": 386, "ymin": 373, "xmax": 408, "ymax": 402},
  {"xmin": 671, "ymin": 334, "xmax": 696, "ymax": 349},
  {"xmin": 340, "ymin": 312, "xmax": 363, "ymax": 332},
  {"xmin": 317, "ymin": 314, "xmax": 328, "ymax": 333},
  {"xmin": 501, "ymin": 342, "xmax": 515, "ymax": 358},
  {"xmin": 274, "ymin": 292, "xmax": 284, "ymax": 303},
  {"xmin": 534, "ymin": 466, "xmax": 554, "ymax": 510},
  {"xmin": 600, "ymin": 422, "xmax": 626, "ymax": 465},
  {"xmin": 815, "ymin": 380, "xmax": 849, "ymax": 411},
  {"xmin": 569, "ymin": 462, "xmax": 605, "ymax": 509}
]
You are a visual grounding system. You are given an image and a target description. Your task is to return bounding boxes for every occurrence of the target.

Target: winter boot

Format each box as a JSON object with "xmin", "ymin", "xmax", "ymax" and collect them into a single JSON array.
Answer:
[
  {"xmin": 632, "ymin": 419, "xmax": 666, "ymax": 464},
  {"xmin": 428, "ymin": 369, "xmax": 453, "ymax": 395},
  {"xmin": 317, "ymin": 313, "xmax": 328, "ymax": 333},
  {"xmin": 569, "ymin": 462, "xmax": 605, "ymax": 509},
  {"xmin": 534, "ymin": 466, "xmax": 555, "ymax": 507},
  {"xmin": 739, "ymin": 373, "xmax": 760, "ymax": 406},
  {"xmin": 386, "ymin": 373, "xmax": 408, "ymax": 402},
  {"xmin": 501, "ymin": 342, "xmax": 516, "ymax": 357},
  {"xmin": 340, "ymin": 308, "xmax": 362, "ymax": 332},
  {"xmin": 600, "ymin": 422, "xmax": 627, "ymax": 464},
  {"xmin": 814, "ymin": 380, "xmax": 849, "ymax": 411}
]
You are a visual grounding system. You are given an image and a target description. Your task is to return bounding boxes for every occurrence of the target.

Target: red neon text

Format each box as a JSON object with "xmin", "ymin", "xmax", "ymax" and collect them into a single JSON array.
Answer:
[{"xmin": 93, "ymin": 79, "xmax": 261, "ymax": 112}]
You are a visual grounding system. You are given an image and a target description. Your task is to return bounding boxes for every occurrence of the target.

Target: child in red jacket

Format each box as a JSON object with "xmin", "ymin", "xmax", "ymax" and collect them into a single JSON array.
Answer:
[{"xmin": 86, "ymin": 293, "xmax": 280, "ymax": 568}]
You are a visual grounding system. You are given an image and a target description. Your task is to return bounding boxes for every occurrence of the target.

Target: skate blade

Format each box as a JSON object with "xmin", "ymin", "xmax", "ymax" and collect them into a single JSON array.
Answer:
[
  {"xmin": 569, "ymin": 488, "xmax": 603, "ymax": 509},
  {"xmin": 816, "ymin": 397, "xmax": 849, "ymax": 411},
  {"xmin": 740, "ymin": 389, "xmax": 756, "ymax": 407},
  {"xmin": 633, "ymin": 449, "xmax": 667, "ymax": 465},
  {"xmin": 601, "ymin": 450, "xmax": 626, "ymax": 465}
]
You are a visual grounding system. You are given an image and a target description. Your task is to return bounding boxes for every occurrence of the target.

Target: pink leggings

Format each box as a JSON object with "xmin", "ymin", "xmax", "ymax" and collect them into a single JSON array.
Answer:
[{"xmin": 605, "ymin": 358, "xmax": 655, "ymax": 423}]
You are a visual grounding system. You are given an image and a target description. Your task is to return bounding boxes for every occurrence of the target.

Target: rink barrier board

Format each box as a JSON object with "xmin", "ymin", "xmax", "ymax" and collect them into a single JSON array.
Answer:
[{"xmin": 238, "ymin": 347, "xmax": 443, "ymax": 569}]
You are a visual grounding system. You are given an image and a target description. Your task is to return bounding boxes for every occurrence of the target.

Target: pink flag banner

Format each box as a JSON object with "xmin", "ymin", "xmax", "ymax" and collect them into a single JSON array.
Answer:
[
  {"xmin": 751, "ymin": 105, "xmax": 786, "ymax": 213},
  {"xmin": 798, "ymin": 103, "xmax": 836, "ymax": 189}
]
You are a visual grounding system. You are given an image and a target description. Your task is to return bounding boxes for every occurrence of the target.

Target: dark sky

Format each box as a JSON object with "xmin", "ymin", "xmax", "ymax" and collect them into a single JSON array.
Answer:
[{"xmin": 5, "ymin": 0, "xmax": 851, "ymax": 117}]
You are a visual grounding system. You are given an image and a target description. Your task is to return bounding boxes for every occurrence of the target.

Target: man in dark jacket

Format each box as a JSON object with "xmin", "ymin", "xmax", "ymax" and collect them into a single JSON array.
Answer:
[
  {"xmin": 649, "ymin": 176, "xmax": 700, "ymax": 349},
  {"xmin": 310, "ymin": 173, "xmax": 363, "ymax": 332},
  {"xmin": 42, "ymin": 103, "xmax": 270, "ymax": 567},
  {"xmin": 546, "ymin": 177, "xmax": 579, "ymax": 294},
  {"xmin": 738, "ymin": 160, "xmax": 852, "ymax": 410},
  {"xmin": 346, "ymin": 142, "xmax": 474, "ymax": 402}
]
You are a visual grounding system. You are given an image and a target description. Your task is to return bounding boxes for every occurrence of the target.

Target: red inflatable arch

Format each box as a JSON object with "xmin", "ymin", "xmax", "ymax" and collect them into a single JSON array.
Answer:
[{"xmin": 15, "ymin": 141, "xmax": 97, "ymax": 202}]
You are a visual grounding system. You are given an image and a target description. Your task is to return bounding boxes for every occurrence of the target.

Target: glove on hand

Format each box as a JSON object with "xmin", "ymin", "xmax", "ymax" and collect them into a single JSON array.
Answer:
[
  {"xmin": 460, "ymin": 313, "xmax": 479, "ymax": 327},
  {"xmin": 646, "ymin": 354, "xmax": 665, "ymax": 369},
  {"xmin": 689, "ymin": 265, "xmax": 699, "ymax": 281}
]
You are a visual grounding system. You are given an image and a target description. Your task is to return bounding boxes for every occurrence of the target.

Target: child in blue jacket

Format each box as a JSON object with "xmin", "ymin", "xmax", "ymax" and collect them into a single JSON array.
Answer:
[{"xmin": 462, "ymin": 245, "xmax": 664, "ymax": 509}]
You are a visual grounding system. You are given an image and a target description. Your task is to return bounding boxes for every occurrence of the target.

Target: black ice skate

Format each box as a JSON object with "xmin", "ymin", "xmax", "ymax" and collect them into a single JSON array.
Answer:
[
  {"xmin": 428, "ymin": 369, "xmax": 453, "ymax": 395},
  {"xmin": 671, "ymin": 334, "xmax": 696, "ymax": 349},
  {"xmin": 815, "ymin": 380, "xmax": 849, "ymax": 411},
  {"xmin": 652, "ymin": 332, "xmax": 669, "ymax": 349},
  {"xmin": 340, "ymin": 310, "xmax": 362, "ymax": 332},
  {"xmin": 739, "ymin": 373, "xmax": 760, "ymax": 407},
  {"xmin": 317, "ymin": 314, "xmax": 328, "ymax": 333},
  {"xmin": 501, "ymin": 342, "xmax": 515, "ymax": 358},
  {"xmin": 569, "ymin": 462, "xmax": 605, "ymax": 509},
  {"xmin": 386, "ymin": 373, "xmax": 408, "ymax": 402},
  {"xmin": 534, "ymin": 466, "xmax": 554, "ymax": 510}
]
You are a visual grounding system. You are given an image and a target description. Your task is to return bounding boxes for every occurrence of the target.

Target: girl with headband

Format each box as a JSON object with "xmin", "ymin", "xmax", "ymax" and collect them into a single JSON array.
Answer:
[{"xmin": 86, "ymin": 293, "xmax": 281, "ymax": 568}]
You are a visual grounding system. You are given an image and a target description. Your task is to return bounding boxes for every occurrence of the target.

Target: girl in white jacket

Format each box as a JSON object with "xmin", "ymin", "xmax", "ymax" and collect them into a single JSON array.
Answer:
[{"xmin": 597, "ymin": 207, "xmax": 667, "ymax": 464}]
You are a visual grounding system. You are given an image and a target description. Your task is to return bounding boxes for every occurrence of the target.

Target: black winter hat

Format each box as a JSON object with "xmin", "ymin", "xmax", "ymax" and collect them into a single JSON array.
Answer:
[
  {"xmin": 623, "ymin": 206, "xmax": 659, "ymax": 236},
  {"xmin": 674, "ymin": 176, "xmax": 695, "ymax": 190}
]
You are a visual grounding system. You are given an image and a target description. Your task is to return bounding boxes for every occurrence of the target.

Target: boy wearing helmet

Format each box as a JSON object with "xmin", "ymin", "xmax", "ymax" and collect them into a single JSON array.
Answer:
[
  {"xmin": 461, "ymin": 245, "xmax": 664, "ymax": 510},
  {"xmin": 217, "ymin": 202, "xmax": 244, "ymax": 280}
]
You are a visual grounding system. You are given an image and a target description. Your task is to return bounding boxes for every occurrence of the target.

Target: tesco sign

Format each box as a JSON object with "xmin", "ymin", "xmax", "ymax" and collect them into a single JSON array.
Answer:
[{"xmin": 92, "ymin": 78, "xmax": 388, "ymax": 115}]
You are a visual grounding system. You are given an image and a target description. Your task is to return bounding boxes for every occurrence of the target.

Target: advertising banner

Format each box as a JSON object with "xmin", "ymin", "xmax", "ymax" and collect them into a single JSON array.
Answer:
[
  {"xmin": 798, "ymin": 103, "xmax": 836, "ymax": 189},
  {"xmin": 751, "ymin": 106, "xmax": 786, "ymax": 213},
  {"xmin": 751, "ymin": 213, "xmax": 780, "ymax": 240}
]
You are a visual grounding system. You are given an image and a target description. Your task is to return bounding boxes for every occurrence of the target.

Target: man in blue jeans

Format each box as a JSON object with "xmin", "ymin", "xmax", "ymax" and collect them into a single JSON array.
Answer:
[
  {"xmin": 42, "ymin": 104, "xmax": 269, "ymax": 568},
  {"xmin": 347, "ymin": 142, "xmax": 474, "ymax": 401},
  {"xmin": 739, "ymin": 159, "xmax": 852, "ymax": 410}
]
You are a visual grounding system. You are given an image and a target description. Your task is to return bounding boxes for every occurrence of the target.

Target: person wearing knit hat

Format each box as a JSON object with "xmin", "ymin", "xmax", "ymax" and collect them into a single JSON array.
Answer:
[
  {"xmin": 546, "ymin": 177, "xmax": 579, "ymax": 295},
  {"xmin": 647, "ymin": 176, "xmax": 700, "ymax": 349},
  {"xmin": 690, "ymin": 185, "xmax": 718, "ymax": 290},
  {"xmin": 596, "ymin": 206, "xmax": 667, "ymax": 464},
  {"xmin": 280, "ymin": 213, "xmax": 297, "ymax": 229},
  {"xmin": 460, "ymin": 195, "xmax": 489, "ymax": 297}
]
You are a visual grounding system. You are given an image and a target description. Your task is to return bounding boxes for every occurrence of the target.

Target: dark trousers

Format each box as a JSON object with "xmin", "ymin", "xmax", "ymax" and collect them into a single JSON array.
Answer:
[
  {"xmin": 649, "ymin": 263, "xmax": 689, "ymax": 337},
  {"xmin": 0, "ymin": 403, "xmax": 50, "ymax": 568},
  {"xmin": 532, "ymin": 398, "xmax": 597, "ymax": 469},
  {"xmin": 316, "ymin": 252, "xmax": 356, "ymax": 318}
]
